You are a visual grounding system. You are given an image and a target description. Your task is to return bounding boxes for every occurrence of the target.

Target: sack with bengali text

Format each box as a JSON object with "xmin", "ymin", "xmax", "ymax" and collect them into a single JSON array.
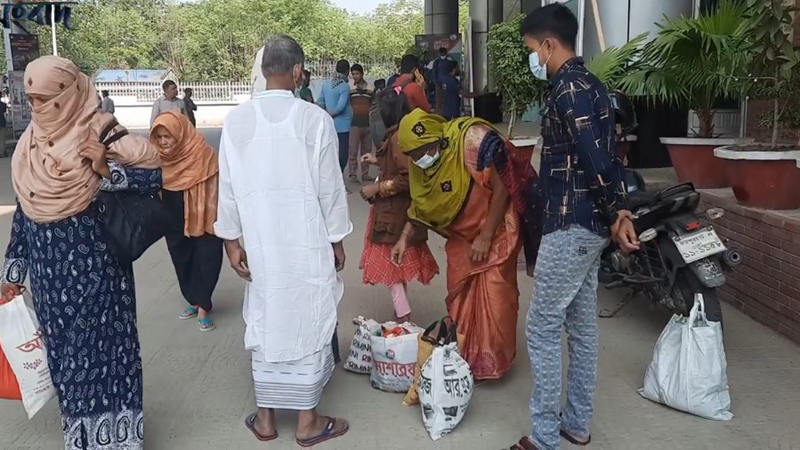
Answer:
[
  {"xmin": 418, "ymin": 342, "xmax": 473, "ymax": 441},
  {"xmin": 344, "ymin": 316, "xmax": 380, "ymax": 374},
  {"xmin": 0, "ymin": 295, "xmax": 56, "ymax": 418},
  {"xmin": 403, "ymin": 317, "xmax": 465, "ymax": 406},
  {"xmin": 369, "ymin": 322, "xmax": 424, "ymax": 393}
]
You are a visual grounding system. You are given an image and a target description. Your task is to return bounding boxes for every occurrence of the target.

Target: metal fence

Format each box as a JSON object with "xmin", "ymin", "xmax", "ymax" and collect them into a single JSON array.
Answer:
[
  {"xmin": 95, "ymin": 57, "xmax": 398, "ymax": 104},
  {"xmin": 95, "ymin": 82, "xmax": 252, "ymax": 103}
]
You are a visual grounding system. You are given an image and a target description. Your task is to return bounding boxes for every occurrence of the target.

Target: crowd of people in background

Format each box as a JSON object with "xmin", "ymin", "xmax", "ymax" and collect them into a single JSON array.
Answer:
[{"xmin": 0, "ymin": 4, "xmax": 642, "ymax": 450}]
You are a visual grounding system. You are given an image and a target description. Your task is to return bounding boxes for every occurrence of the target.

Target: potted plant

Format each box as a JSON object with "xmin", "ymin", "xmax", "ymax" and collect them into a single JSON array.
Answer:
[
  {"xmin": 586, "ymin": 34, "xmax": 647, "ymax": 164},
  {"xmin": 714, "ymin": 0, "xmax": 800, "ymax": 209},
  {"xmin": 487, "ymin": 13, "xmax": 547, "ymax": 159},
  {"xmin": 619, "ymin": 0, "xmax": 750, "ymax": 188}
]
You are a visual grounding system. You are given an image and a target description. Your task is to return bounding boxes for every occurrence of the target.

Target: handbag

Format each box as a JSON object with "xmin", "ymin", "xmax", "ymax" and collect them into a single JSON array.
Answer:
[{"xmin": 95, "ymin": 122, "xmax": 171, "ymax": 265}]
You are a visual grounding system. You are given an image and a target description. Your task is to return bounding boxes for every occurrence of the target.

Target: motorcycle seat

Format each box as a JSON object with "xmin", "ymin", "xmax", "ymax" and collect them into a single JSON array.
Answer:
[{"xmin": 628, "ymin": 183, "xmax": 696, "ymax": 211}]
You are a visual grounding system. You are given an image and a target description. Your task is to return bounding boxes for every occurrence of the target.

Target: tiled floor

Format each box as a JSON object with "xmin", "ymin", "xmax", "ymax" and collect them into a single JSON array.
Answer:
[{"xmin": 0, "ymin": 129, "xmax": 799, "ymax": 449}]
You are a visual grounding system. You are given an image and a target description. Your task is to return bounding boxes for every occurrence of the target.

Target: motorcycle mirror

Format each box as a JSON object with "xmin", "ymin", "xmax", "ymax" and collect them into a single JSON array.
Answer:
[
  {"xmin": 639, "ymin": 228, "xmax": 658, "ymax": 243},
  {"xmin": 706, "ymin": 208, "xmax": 725, "ymax": 220}
]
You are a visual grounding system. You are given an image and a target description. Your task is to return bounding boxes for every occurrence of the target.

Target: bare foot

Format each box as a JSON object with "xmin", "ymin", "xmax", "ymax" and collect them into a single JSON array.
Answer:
[
  {"xmin": 254, "ymin": 408, "xmax": 275, "ymax": 437},
  {"xmin": 198, "ymin": 308, "xmax": 210, "ymax": 320},
  {"xmin": 397, "ymin": 314, "xmax": 411, "ymax": 323}
]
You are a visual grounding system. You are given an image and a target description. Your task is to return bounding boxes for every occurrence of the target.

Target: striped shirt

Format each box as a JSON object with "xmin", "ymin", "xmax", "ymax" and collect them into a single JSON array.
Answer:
[{"xmin": 350, "ymin": 82, "xmax": 374, "ymax": 128}]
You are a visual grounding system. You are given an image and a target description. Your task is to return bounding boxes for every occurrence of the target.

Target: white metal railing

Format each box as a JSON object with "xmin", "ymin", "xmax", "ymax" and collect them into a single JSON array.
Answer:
[
  {"xmin": 95, "ymin": 82, "xmax": 252, "ymax": 104},
  {"xmin": 687, "ymin": 109, "xmax": 742, "ymax": 138},
  {"xmin": 95, "ymin": 57, "xmax": 397, "ymax": 104}
]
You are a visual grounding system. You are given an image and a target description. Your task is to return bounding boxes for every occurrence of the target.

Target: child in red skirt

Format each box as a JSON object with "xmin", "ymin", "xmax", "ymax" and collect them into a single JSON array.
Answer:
[{"xmin": 358, "ymin": 87, "xmax": 439, "ymax": 322}]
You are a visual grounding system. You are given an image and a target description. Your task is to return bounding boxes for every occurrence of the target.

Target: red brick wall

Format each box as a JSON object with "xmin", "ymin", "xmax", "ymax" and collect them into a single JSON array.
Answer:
[{"xmin": 699, "ymin": 192, "xmax": 800, "ymax": 344}]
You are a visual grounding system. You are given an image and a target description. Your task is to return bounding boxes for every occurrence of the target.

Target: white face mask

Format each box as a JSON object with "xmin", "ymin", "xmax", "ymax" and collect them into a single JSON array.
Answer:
[
  {"xmin": 529, "ymin": 42, "xmax": 551, "ymax": 80},
  {"xmin": 414, "ymin": 151, "xmax": 440, "ymax": 169}
]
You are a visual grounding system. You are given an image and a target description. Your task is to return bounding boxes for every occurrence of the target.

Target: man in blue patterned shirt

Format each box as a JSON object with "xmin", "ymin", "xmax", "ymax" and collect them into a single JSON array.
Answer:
[{"xmin": 511, "ymin": 4, "xmax": 639, "ymax": 450}]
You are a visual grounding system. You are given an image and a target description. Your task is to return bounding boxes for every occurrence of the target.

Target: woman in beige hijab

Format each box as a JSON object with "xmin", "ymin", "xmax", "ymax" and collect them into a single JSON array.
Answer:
[
  {"xmin": 0, "ymin": 56, "xmax": 161, "ymax": 450},
  {"xmin": 151, "ymin": 110, "xmax": 222, "ymax": 332}
]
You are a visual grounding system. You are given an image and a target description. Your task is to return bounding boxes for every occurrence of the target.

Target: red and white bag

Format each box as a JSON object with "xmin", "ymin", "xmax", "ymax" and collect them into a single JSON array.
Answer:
[{"xmin": 0, "ymin": 295, "xmax": 56, "ymax": 418}]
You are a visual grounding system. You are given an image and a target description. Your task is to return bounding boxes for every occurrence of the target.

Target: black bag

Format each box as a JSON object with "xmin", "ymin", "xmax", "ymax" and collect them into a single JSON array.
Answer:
[{"xmin": 95, "ymin": 123, "xmax": 170, "ymax": 265}]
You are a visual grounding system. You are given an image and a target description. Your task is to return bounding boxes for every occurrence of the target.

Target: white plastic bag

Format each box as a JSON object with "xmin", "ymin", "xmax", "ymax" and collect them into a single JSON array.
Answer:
[
  {"xmin": 344, "ymin": 316, "xmax": 380, "ymax": 374},
  {"xmin": 638, "ymin": 294, "xmax": 733, "ymax": 420},
  {"xmin": 0, "ymin": 295, "xmax": 56, "ymax": 419},
  {"xmin": 418, "ymin": 343, "xmax": 474, "ymax": 441},
  {"xmin": 369, "ymin": 322, "xmax": 423, "ymax": 392}
]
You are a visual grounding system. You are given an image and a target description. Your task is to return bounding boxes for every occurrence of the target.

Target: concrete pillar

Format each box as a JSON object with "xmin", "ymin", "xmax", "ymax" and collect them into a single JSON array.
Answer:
[
  {"xmin": 470, "ymin": 0, "xmax": 504, "ymax": 91},
  {"xmin": 521, "ymin": 0, "xmax": 543, "ymax": 15},
  {"xmin": 424, "ymin": 0, "xmax": 460, "ymax": 35}
]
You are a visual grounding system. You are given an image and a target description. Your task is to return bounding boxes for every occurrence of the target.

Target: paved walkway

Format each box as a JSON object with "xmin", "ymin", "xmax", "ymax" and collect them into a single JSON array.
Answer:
[{"xmin": 0, "ymin": 129, "xmax": 799, "ymax": 449}]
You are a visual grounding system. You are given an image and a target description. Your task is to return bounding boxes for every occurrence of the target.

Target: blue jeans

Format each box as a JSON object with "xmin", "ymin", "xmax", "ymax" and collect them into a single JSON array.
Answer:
[
  {"xmin": 337, "ymin": 131, "xmax": 350, "ymax": 173},
  {"xmin": 526, "ymin": 226, "xmax": 608, "ymax": 450}
]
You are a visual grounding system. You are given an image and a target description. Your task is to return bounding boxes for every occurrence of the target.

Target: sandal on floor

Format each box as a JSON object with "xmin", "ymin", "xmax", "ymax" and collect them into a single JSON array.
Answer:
[
  {"xmin": 560, "ymin": 428, "xmax": 591, "ymax": 446},
  {"xmin": 296, "ymin": 417, "xmax": 349, "ymax": 448},
  {"xmin": 198, "ymin": 318, "xmax": 216, "ymax": 332},
  {"xmin": 244, "ymin": 413, "xmax": 278, "ymax": 442},
  {"xmin": 178, "ymin": 306, "xmax": 198, "ymax": 320},
  {"xmin": 510, "ymin": 437, "xmax": 538, "ymax": 450}
]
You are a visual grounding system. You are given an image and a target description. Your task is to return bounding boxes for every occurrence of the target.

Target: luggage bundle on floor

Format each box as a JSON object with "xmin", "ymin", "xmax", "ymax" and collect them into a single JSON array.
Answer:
[
  {"xmin": 343, "ymin": 316, "xmax": 474, "ymax": 440},
  {"xmin": 639, "ymin": 294, "xmax": 733, "ymax": 421}
]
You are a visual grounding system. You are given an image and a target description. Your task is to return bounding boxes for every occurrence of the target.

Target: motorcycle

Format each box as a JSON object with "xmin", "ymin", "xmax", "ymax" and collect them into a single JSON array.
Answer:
[{"xmin": 598, "ymin": 172, "xmax": 743, "ymax": 323}]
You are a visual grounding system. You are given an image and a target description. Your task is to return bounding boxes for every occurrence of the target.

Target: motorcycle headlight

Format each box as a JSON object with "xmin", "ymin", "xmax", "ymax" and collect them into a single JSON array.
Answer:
[{"xmin": 706, "ymin": 208, "xmax": 725, "ymax": 220}]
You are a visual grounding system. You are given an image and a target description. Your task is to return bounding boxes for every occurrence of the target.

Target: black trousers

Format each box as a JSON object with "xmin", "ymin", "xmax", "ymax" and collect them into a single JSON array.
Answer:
[
  {"xmin": 166, "ymin": 233, "xmax": 223, "ymax": 312},
  {"xmin": 162, "ymin": 189, "xmax": 223, "ymax": 312}
]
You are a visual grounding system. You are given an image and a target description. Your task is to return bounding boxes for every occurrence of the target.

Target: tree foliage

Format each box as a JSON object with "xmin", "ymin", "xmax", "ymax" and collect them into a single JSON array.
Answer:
[
  {"xmin": 487, "ymin": 13, "xmax": 546, "ymax": 137},
  {"xmin": 617, "ymin": 0, "xmax": 751, "ymax": 138},
  {"xmin": 10, "ymin": 0, "xmax": 472, "ymax": 81},
  {"xmin": 744, "ymin": 0, "xmax": 800, "ymax": 148}
]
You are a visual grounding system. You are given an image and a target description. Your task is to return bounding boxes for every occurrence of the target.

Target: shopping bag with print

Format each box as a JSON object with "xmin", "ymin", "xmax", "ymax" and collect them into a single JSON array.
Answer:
[
  {"xmin": 369, "ymin": 322, "xmax": 424, "ymax": 393},
  {"xmin": 639, "ymin": 294, "xmax": 733, "ymax": 420},
  {"xmin": 403, "ymin": 316, "xmax": 465, "ymax": 406},
  {"xmin": 343, "ymin": 316, "xmax": 380, "ymax": 374},
  {"xmin": 418, "ymin": 342, "xmax": 474, "ymax": 441},
  {"xmin": 0, "ymin": 295, "xmax": 56, "ymax": 418}
]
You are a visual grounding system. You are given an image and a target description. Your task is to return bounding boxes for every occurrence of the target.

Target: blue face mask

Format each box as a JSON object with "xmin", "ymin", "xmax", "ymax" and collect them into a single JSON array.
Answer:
[
  {"xmin": 414, "ymin": 151, "xmax": 441, "ymax": 169},
  {"xmin": 529, "ymin": 43, "xmax": 551, "ymax": 80}
]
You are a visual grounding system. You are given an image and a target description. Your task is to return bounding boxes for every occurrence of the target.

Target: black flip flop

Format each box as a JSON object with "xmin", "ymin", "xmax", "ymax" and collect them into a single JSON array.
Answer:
[
  {"xmin": 244, "ymin": 412, "xmax": 278, "ymax": 442},
  {"xmin": 560, "ymin": 428, "xmax": 591, "ymax": 446}
]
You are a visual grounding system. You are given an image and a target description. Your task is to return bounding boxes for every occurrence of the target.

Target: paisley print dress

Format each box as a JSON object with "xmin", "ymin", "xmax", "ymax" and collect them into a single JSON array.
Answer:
[{"xmin": 2, "ymin": 163, "xmax": 162, "ymax": 450}]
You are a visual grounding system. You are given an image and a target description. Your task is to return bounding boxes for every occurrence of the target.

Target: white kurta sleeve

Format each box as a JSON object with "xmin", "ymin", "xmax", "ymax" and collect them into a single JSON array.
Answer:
[
  {"xmin": 214, "ymin": 126, "xmax": 242, "ymax": 241},
  {"xmin": 317, "ymin": 116, "xmax": 353, "ymax": 243}
]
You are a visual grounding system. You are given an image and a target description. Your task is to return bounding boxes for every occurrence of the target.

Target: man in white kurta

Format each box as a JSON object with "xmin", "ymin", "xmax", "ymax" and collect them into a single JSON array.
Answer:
[{"xmin": 215, "ymin": 34, "xmax": 352, "ymax": 446}]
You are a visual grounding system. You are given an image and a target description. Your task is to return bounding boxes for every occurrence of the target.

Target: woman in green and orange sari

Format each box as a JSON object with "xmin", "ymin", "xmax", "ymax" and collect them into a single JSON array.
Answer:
[{"xmin": 391, "ymin": 108, "xmax": 541, "ymax": 380}]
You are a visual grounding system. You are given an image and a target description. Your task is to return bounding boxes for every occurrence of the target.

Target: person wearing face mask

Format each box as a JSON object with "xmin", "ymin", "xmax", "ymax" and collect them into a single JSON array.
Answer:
[
  {"xmin": 511, "ymin": 5, "xmax": 639, "ymax": 450},
  {"xmin": 392, "ymin": 108, "xmax": 541, "ymax": 381},
  {"xmin": 2, "ymin": 56, "xmax": 162, "ymax": 450},
  {"xmin": 151, "ymin": 110, "xmax": 222, "ymax": 332}
]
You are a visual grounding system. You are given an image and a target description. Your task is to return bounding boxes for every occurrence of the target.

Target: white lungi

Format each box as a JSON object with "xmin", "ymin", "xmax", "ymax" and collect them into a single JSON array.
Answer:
[{"xmin": 252, "ymin": 344, "xmax": 334, "ymax": 410}]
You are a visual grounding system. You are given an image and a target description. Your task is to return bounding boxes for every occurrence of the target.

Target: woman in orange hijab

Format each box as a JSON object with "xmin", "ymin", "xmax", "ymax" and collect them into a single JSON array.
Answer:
[
  {"xmin": 150, "ymin": 110, "xmax": 222, "ymax": 332},
  {"xmin": 1, "ymin": 56, "xmax": 161, "ymax": 450}
]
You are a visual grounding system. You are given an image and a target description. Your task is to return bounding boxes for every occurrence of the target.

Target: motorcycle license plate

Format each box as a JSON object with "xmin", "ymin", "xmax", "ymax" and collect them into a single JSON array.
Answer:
[{"xmin": 672, "ymin": 227, "xmax": 726, "ymax": 264}]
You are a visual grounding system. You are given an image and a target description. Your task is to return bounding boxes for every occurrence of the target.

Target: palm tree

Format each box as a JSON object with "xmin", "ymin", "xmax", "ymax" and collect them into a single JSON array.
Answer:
[
  {"xmin": 585, "ymin": 33, "xmax": 647, "ymax": 90},
  {"xmin": 619, "ymin": 0, "xmax": 750, "ymax": 138}
]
